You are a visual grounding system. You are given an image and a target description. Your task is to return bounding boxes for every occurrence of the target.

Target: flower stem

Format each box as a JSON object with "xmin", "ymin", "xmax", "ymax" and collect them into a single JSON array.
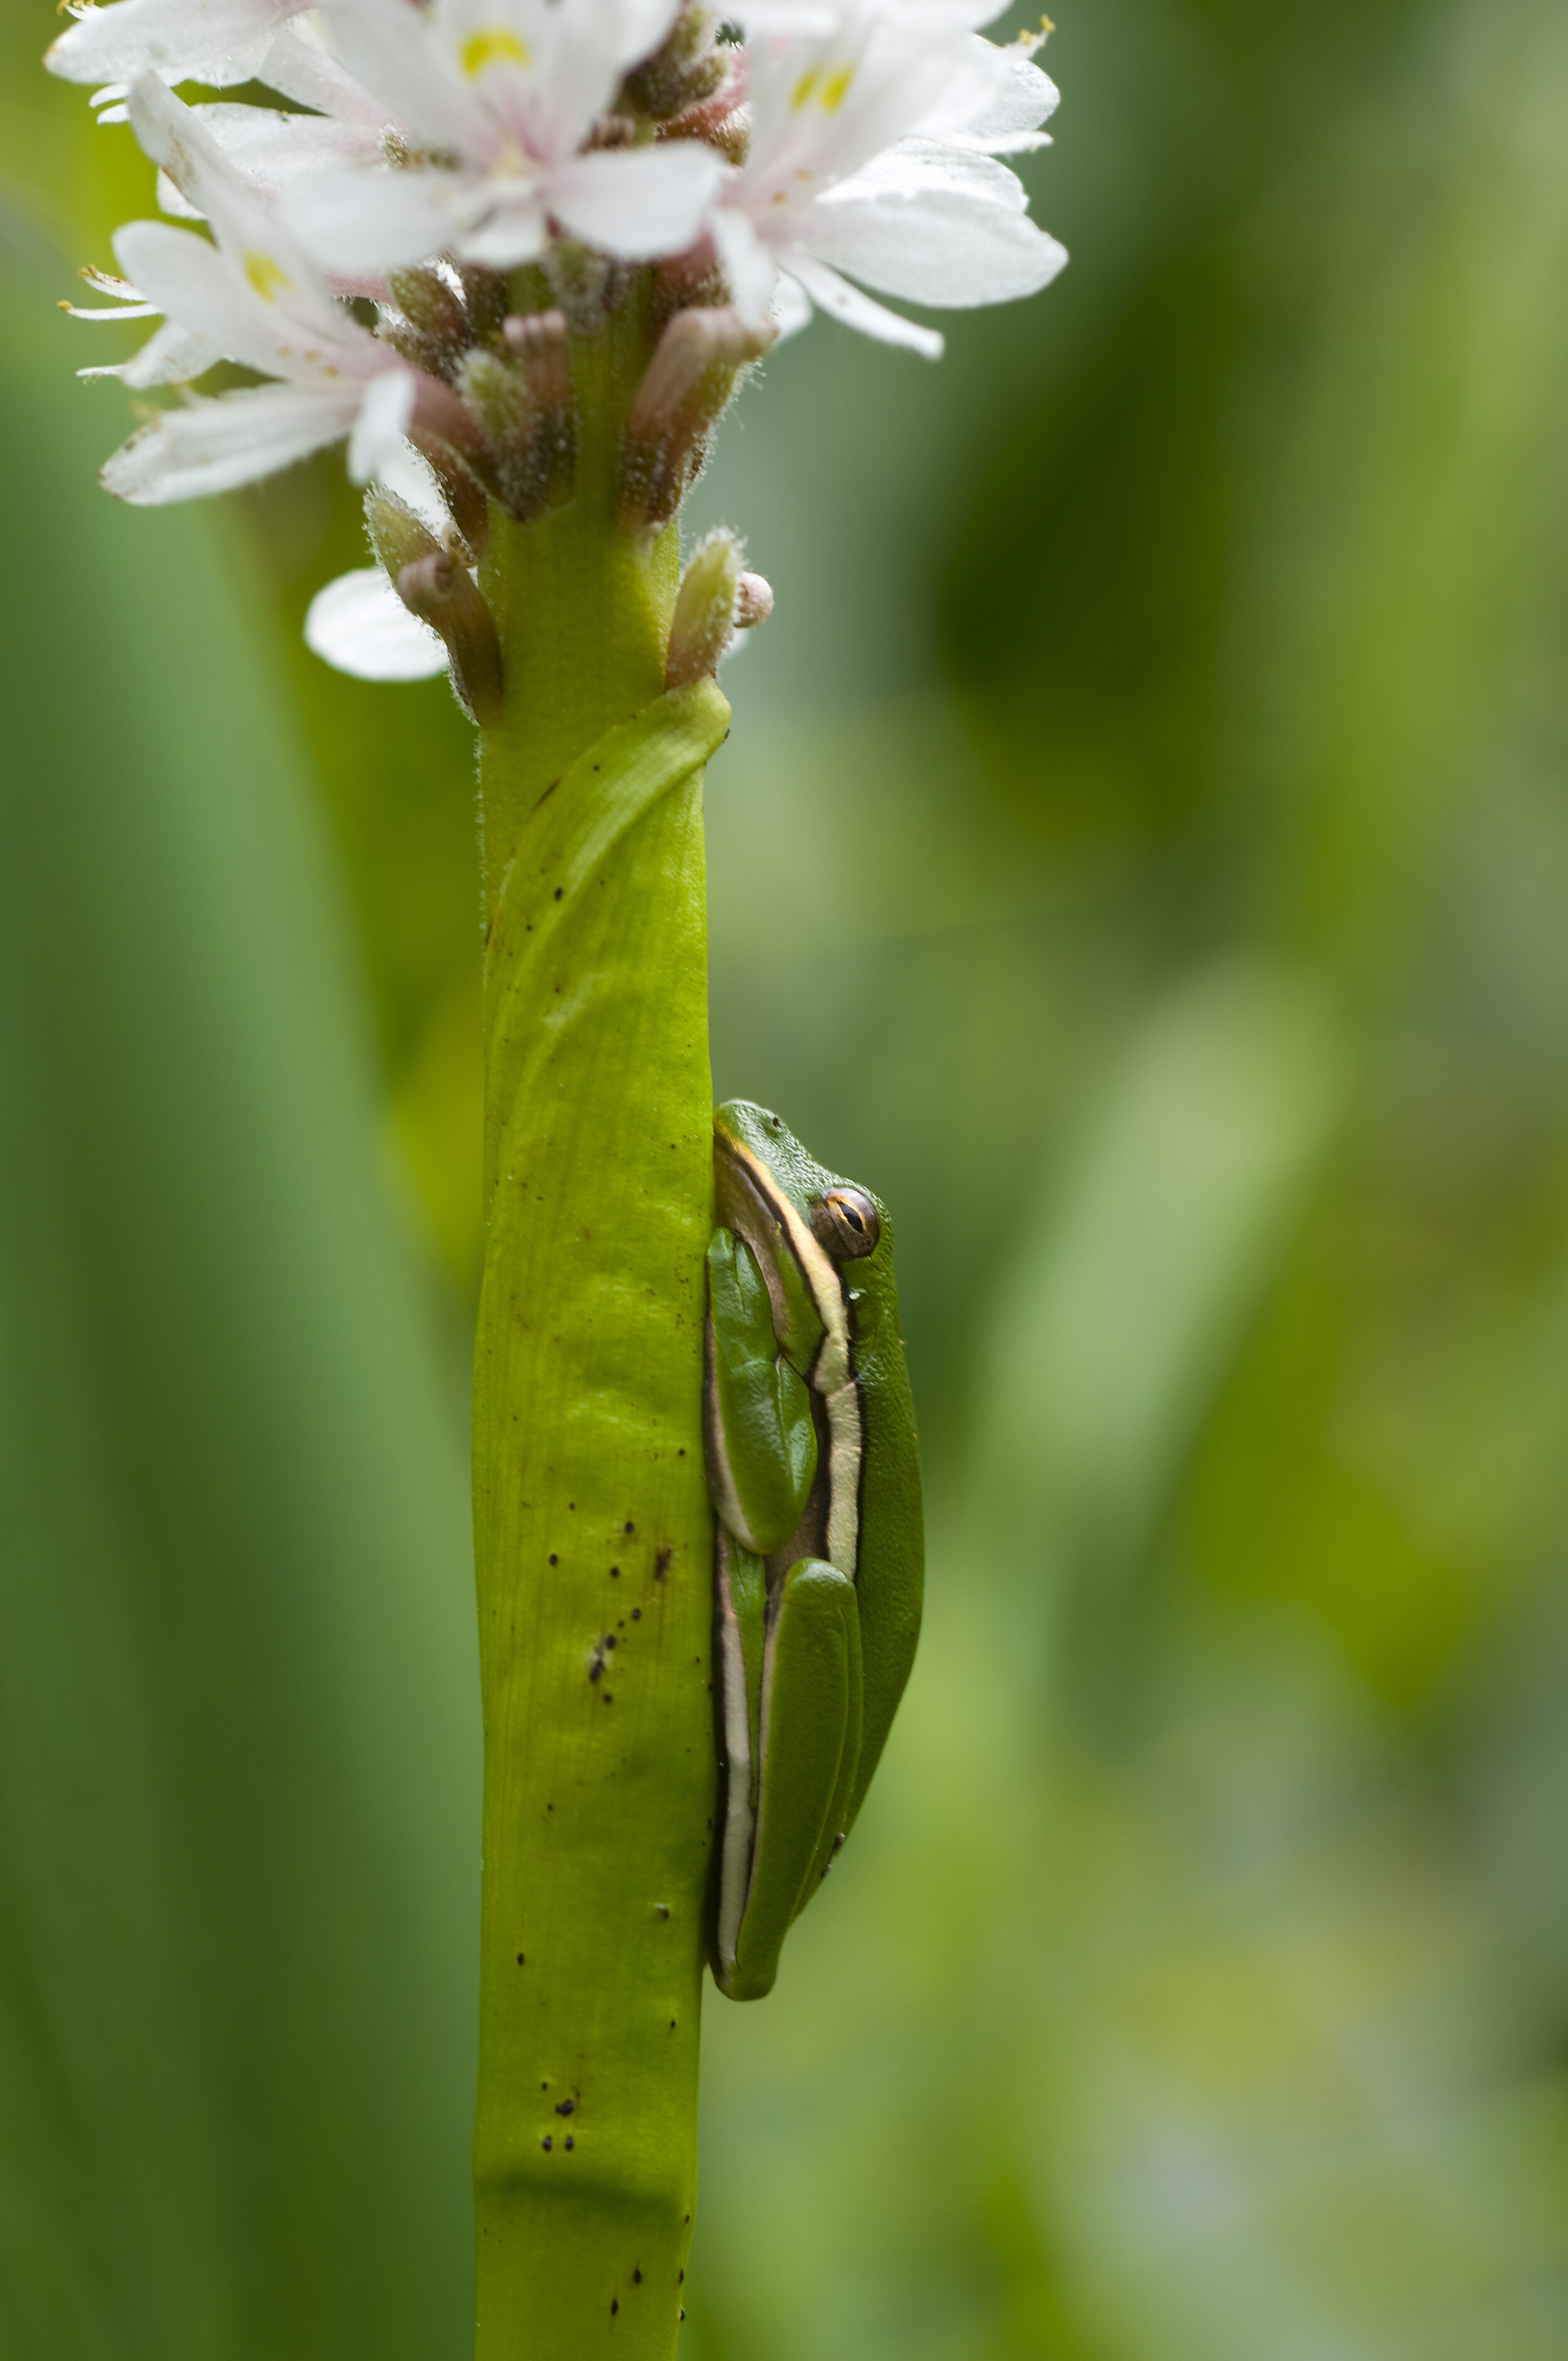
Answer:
[{"xmin": 470, "ymin": 286, "xmax": 728, "ymax": 2358}]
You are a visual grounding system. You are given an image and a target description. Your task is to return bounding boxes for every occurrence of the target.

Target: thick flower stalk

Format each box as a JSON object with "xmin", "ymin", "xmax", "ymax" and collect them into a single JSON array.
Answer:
[{"xmin": 46, "ymin": 0, "xmax": 1066, "ymax": 2348}]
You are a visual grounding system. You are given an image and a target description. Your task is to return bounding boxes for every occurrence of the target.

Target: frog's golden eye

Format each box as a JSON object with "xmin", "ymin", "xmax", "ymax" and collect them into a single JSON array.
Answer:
[{"xmin": 812, "ymin": 1186, "xmax": 880, "ymax": 1260}]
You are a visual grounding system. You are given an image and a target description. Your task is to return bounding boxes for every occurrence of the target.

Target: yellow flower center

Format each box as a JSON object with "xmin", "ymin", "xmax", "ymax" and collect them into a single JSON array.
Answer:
[
  {"xmin": 790, "ymin": 61, "xmax": 854, "ymax": 114},
  {"xmin": 243, "ymin": 250, "xmax": 292, "ymax": 302},
  {"xmin": 460, "ymin": 26, "xmax": 531, "ymax": 78}
]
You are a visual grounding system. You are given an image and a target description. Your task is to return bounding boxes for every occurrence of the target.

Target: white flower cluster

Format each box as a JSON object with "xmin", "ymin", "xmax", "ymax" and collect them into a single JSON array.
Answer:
[{"xmin": 50, "ymin": 0, "xmax": 1064, "ymax": 685}]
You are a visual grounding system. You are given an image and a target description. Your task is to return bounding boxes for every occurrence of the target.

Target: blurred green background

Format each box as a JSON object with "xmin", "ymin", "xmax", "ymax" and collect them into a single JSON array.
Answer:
[{"xmin": 6, "ymin": 0, "xmax": 1568, "ymax": 2351}]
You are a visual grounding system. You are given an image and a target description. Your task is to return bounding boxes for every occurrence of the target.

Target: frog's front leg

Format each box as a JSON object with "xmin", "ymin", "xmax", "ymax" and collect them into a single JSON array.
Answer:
[
  {"xmin": 704, "ymin": 1226, "xmax": 817, "ymax": 1555},
  {"xmin": 714, "ymin": 1544, "xmax": 864, "ymax": 2002}
]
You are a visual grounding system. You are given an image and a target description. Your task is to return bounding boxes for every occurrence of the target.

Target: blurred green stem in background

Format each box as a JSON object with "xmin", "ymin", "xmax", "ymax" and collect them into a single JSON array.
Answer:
[
  {"xmin": 0, "ymin": 215, "xmax": 479, "ymax": 2361},
  {"xmin": 469, "ymin": 291, "xmax": 726, "ymax": 2358}
]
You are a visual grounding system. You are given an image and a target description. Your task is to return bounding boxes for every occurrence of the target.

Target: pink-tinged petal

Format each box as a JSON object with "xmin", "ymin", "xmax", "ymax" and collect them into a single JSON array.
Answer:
[
  {"xmin": 347, "ymin": 368, "xmax": 418, "ymax": 483},
  {"xmin": 101, "ymin": 379, "xmax": 360, "ymax": 502},
  {"xmin": 805, "ymin": 171, "xmax": 1066, "ymax": 309},
  {"xmin": 47, "ymin": 0, "xmax": 297, "ymax": 85},
  {"xmin": 784, "ymin": 249, "xmax": 944, "ymax": 358},
  {"xmin": 546, "ymin": 142, "xmax": 721, "ymax": 260},
  {"xmin": 282, "ymin": 165, "xmax": 477, "ymax": 276},
  {"xmin": 305, "ymin": 568, "xmax": 448, "ymax": 680}
]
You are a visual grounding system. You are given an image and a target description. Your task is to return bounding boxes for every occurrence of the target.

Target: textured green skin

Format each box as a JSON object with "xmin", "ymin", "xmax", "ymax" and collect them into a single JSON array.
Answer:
[
  {"xmin": 705, "ymin": 1229, "xmax": 817, "ymax": 1553},
  {"xmin": 729, "ymin": 1562, "xmax": 863, "ymax": 2001},
  {"xmin": 472, "ymin": 679, "xmax": 729, "ymax": 2357},
  {"xmin": 708, "ymin": 1105, "xmax": 924, "ymax": 2000}
]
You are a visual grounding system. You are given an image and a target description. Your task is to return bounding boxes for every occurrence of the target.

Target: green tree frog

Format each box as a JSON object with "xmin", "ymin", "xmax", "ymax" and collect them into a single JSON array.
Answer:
[{"xmin": 703, "ymin": 1100, "xmax": 923, "ymax": 2001}]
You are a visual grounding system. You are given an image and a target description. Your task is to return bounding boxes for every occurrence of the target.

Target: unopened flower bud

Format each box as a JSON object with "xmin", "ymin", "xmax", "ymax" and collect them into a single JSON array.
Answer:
[
  {"xmin": 456, "ymin": 263, "xmax": 509, "ymax": 346},
  {"xmin": 665, "ymin": 529, "xmax": 740, "ymax": 689},
  {"xmin": 365, "ymin": 485, "xmax": 441, "ymax": 582},
  {"xmin": 621, "ymin": 306, "xmax": 775, "ymax": 532},
  {"xmin": 622, "ymin": 7, "xmax": 727, "ymax": 122},
  {"xmin": 734, "ymin": 571, "xmax": 773, "ymax": 630},
  {"xmin": 394, "ymin": 265, "xmax": 464, "ymax": 338},
  {"xmin": 395, "ymin": 551, "xmax": 505, "ymax": 726},
  {"xmin": 411, "ymin": 437, "xmax": 491, "ymax": 560},
  {"xmin": 458, "ymin": 335, "xmax": 576, "ymax": 525}
]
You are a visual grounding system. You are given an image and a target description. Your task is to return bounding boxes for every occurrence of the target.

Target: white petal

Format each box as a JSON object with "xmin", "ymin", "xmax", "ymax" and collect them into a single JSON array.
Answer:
[
  {"xmin": 102, "ymin": 379, "xmax": 360, "ymax": 502},
  {"xmin": 113, "ymin": 217, "xmax": 296, "ymax": 376},
  {"xmin": 186, "ymin": 102, "xmax": 383, "ymax": 194},
  {"xmin": 46, "ymin": 0, "xmax": 296, "ymax": 85},
  {"xmin": 319, "ymin": 0, "xmax": 485, "ymax": 155},
  {"xmin": 254, "ymin": 17, "xmax": 387, "ymax": 123},
  {"xmin": 834, "ymin": 139, "xmax": 1030, "ymax": 210},
  {"xmin": 121, "ymin": 317, "xmax": 225, "ymax": 385},
  {"xmin": 711, "ymin": 206, "xmax": 778, "ymax": 329},
  {"xmin": 375, "ymin": 443, "xmax": 453, "ymax": 536},
  {"xmin": 156, "ymin": 166, "xmax": 205, "ymax": 221},
  {"xmin": 282, "ymin": 164, "xmax": 478, "ymax": 275},
  {"xmin": 916, "ymin": 36, "xmax": 1058, "ymax": 151},
  {"xmin": 770, "ymin": 268, "xmax": 812, "ymax": 341},
  {"xmin": 127, "ymin": 75, "xmax": 355, "ymax": 349},
  {"xmin": 805, "ymin": 169, "xmax": 1066, "ymax": 308},
  {"xmin": 452, "ymin": 202, "xmax": 550, "ymax": 267},
  {"xmin": 62, "ymin": 298, "xmax": 162, "ymax": 320},
  {"xmin": 347, "ymin": 368, "xmax": 417, "ymax": 483},
  {"xmin": 546, "ymin": 142, "xmax": 722, "ymax": 261},
  {"xmin": 305, "ymin": 568, "xmax": 448, "ymax": 679},
  {"xmin": 722, "ymin": 0, "xmax": 837, "ymax": 31},
  {"xmin": 784, "ymin": 248, "xmax": 943, "ymax": 358}
]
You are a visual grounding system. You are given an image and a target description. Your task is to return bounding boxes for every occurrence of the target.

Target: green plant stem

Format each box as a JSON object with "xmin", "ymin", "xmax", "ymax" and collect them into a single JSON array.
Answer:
[{"xmin": 470, "ymin": 287, "xmax": 728, "ymax": 2358}]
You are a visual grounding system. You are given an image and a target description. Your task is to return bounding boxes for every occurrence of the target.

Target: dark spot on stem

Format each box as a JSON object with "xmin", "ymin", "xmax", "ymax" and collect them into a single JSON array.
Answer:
[
  {"xmin": 564, "ymin": 2135, "xmax": 574, "ymax": 2150},
  {"xmin": 606, "ymin": 1636, "xmax": 616, "ymax": 1650},
  {"xmin": 541, "ymin": 2136, "xmax": 552, "ymax": 2152},
  {"xmin": 632, "ymin": 1608, "xmax": 641, "ymax": 1621},
  {"xmin": 553, "ymin": 887, "xmax": 563, "ymax": 901},
  {"xmin": 623, "ymin": 1521, "xmax": 635, "ymax": 1535},
  {"xmin": 549, "ymin": 1553, "xmax": 558, "ymax": 1566},
  {"xmin": 655, "ymin": 1549, "xmax": 672, "ymax": 1579},
  {"xmin": 516, "ymin": 1953, "xmax": 525, "ymax": 1965},
  {"xmin": 610, "ymin": 2300, "xmax": 618, "ymax": 2316},
  {"xmin": 610, "ymin": 1566, "xmax": 620, "ymax": 1578},
  {"xmin": 554, "ymin": 2098, "xmax": 575, "ymax": 2116},
  {"xmin": 633, "ymin": 2268, "xmax": 642, "ymax": 2285}
]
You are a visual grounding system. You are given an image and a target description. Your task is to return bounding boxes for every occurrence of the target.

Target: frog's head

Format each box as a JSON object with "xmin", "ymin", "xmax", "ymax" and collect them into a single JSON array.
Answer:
[{"xmin": 714, "ymin": 1100, "xmax": 899, "ymax": 1375}]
